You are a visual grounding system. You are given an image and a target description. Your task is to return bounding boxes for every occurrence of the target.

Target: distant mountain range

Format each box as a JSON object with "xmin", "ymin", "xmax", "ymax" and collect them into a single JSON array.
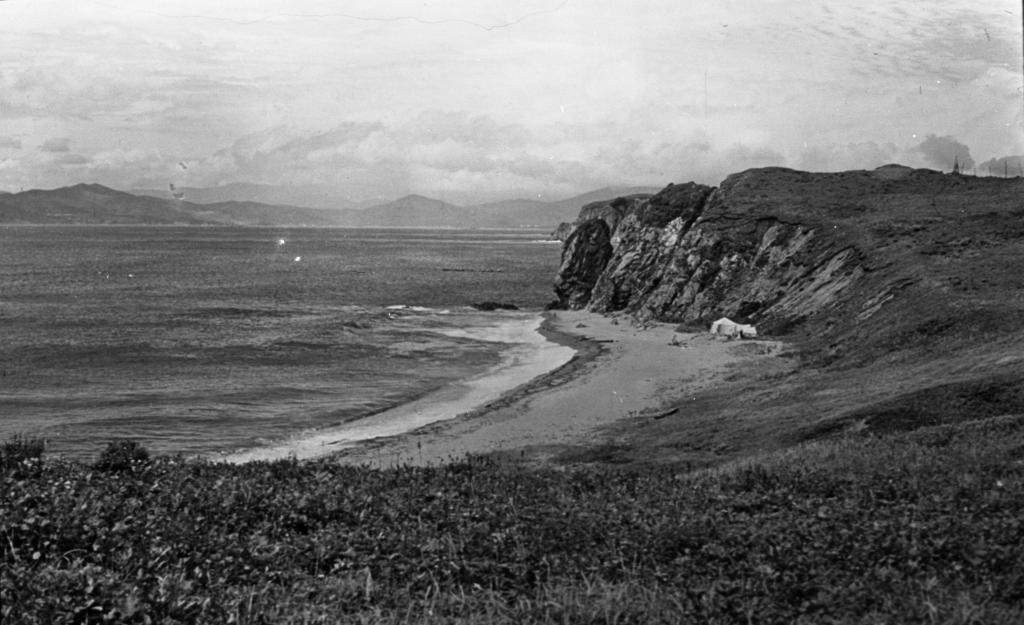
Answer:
[
  {"xmin": 129, "ymin": 182, "xmax": 377, "ymax": 210},
  {"xmin": 0, "ymin": 183, "xmax": 659, "ymax": 229},
  {"xmin": 0, "ymin": 184, "xmax": 339, "ymax": 226}
]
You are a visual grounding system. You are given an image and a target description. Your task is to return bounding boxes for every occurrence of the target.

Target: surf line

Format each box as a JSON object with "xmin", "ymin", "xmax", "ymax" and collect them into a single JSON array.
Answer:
[{"xmin": 219, "ymin": 313, "xmax": 576, "ymax": 463}]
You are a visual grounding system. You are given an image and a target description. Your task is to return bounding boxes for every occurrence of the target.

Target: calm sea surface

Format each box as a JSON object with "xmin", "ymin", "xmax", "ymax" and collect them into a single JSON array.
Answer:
[{"xmin": 0, "ymin": 226, "xmax": 563, "ymax": 461}]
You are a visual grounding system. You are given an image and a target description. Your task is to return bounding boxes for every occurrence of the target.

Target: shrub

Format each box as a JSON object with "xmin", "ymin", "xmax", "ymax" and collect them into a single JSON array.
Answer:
[
  {"xmin": 4, "ymin": 420, "xmax": 1023, "ymax": 623},
  {"xmin": 93, "ymin": 439, "xmax": 150, "ymax": 472},
  {"xmin": 1, "ymin": 434, "xmax": 45, "ymax": 473}
]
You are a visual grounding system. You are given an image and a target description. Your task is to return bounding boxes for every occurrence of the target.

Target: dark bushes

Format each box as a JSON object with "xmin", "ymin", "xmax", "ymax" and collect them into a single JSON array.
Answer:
[
  {"xmin": 3, "ymin": 420, "xmax": 1024, "ymax": 623},
  {"xmin": 93, "ymin": 439, "xmax": 150, "ymax": 472},
  {"xmin": 1, "ymin": 435, "xmax": 45, "ymax": 475}
]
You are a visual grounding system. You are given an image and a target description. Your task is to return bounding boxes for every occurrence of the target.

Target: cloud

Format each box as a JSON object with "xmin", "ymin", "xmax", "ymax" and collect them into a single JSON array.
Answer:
[
  {"xmin": 54, "ymin": 153, "xmax": 91, "ymax": 166},
  {"xmin": 3, "ymin": 0, "xmax": 1018, "ymax": 199},
  {"xmin": 797, "ymin": 141, "xmax": 900, "ymax": 172},
  {"xmin": 720, "ymin": 144, "xmax": 787, "ymax": 171},
  {"xmin": 0, "ymin": 136, "xmax": 21, "ymax": 149},
  {"xmin": 39, "ymin": 138, "xmax": 71, "ymax": 153},
  {"xmin": 914, "ymin": 134, "xmax": 975, "ymax": 171},
  {"xmin": 158, "ymin": 112, "xmax": 797, "ymax": 202},
  {"xmin": 979, "ymin": 155, "xmax": 1024, "ymax": 177},
  {"xmin": 401, "ymin": 110, "xmax": 532, "ymax": 148},
  {"xmin": 179, "ymin": 116, "xmax": 548, "ymax": 200}
]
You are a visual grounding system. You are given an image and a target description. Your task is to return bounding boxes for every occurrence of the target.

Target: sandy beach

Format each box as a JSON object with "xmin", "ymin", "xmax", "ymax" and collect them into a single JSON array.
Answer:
[
  {"xmin": 335, "ymin": 310, "xmax": 770, "ymax": 467},
  {"xmin": 220, "ymin": 312, "xmax": 576, "ymax": 464}
]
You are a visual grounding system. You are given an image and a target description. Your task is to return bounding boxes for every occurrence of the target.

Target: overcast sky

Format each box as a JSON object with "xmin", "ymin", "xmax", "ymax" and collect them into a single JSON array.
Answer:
[{"xmin": 1, "ymin": 0, "xmax": 1021, "ymax": 203}]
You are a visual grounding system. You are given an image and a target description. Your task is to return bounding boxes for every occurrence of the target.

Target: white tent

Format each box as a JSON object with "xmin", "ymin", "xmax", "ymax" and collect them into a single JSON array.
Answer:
[{"xmin": 710, "ymin": 317, "xmax": 757, "ymax": 339}]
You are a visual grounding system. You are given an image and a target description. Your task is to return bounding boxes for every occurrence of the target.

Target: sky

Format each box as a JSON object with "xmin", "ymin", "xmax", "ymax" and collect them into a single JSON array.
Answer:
[{"xmin": 1, "ymin": 0, "xmax": 1022, "ymax": 203}]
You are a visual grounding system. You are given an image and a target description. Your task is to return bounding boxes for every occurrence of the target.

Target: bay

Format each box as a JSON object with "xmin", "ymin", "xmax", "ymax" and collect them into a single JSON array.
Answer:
[{"xmin": 0, "ymin": 225, "xmax": 564, "ymax": 461}]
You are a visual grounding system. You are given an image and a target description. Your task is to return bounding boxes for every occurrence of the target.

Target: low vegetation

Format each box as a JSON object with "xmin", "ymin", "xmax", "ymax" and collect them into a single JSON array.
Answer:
[
  {"xmin": 92, "ymin": 440, "xmax": 151, "ymax": 474},
  {"xmin": 1, "ymin": 435, "xmax": 46, "ymax": 476},
  {"xmin": 3, "ymin": 415, "xmax": 1023, "ymax": 623}
]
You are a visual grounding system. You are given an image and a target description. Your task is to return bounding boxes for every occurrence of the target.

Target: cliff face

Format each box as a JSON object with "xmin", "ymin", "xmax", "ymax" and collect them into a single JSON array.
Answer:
[
  {"xmin": 553, "ymin": 218, "xmax": 613, "ymax": 309},
  {"xmin": 555, "ymin": 170, "xmax": 866, "ymax": 329},
  {"xmin": 554, "ymin": 165, "xmax": 1024, "ymax": 361},
  {"xmin": 551, "ymin": 193, "xmax": 653, "ymax": 242},
  {"xmin": 550, "ymin": 165, "xmax": 1024, "ymax": 464}
]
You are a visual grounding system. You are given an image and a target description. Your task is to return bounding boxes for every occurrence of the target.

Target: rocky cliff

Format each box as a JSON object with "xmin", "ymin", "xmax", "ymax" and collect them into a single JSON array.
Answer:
[
  {"xmin": 554, "ymin": 165, "xmax": 1024, "ymax": 362},
  {"xmin": 551, "ymin": 193, "xmax": 653, "ymax": 242}
]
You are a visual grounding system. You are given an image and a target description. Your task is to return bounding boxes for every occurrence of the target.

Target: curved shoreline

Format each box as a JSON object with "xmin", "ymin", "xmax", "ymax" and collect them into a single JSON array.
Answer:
[
  {"xmin": 219, "ymin": 312, "xmax": 580, "ymax": 464},
  {"xmin": 442, "ymin": 312, "xmax": 610, "ymax": 422},
  {"xmin": 333, "ymin": 311, "xmax": 768, "ymax": 468},
  {"xmin": 332, "ymin": 312, "xmax": 611, "ymax": 459}
]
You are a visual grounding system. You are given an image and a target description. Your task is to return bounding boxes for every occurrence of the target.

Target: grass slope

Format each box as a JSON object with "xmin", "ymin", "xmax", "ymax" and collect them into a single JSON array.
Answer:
[
  {"xmin": 3, "ymin": 415, "xmax": 1023, "ymax": 623},
  {"xmin": 559, "ymin": 170, "xmax": 1024, "ymax": 469}
]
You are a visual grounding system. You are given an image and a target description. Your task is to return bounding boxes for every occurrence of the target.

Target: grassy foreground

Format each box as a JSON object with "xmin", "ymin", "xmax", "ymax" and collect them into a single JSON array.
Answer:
[{"xmin": 3, "ymin": 416, "xmax": 1024, "ymax": 624}]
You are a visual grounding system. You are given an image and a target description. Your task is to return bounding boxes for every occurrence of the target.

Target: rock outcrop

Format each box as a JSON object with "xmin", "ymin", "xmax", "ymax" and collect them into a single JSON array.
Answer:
[
  {"xmin": 550, "ymin": 164, "xmax": 1024, "ymax": 463},
  {"xmin": 550, "ymin": 222, "xmax": 575, "ymax": 242},
  {"xmin": 554, "ymin": 169, "xmax": 870, "ymax": 330},
  {"xmin": 553, "ymin": 218, "xmax": 614, "ymax": 309},
  {"xmin": 553, "ymin": 165, "xmax": 1024, "ymax": 356},
  {"xmin": 552, "ymin": 194, "xmax": 654, "ymax": 242}
]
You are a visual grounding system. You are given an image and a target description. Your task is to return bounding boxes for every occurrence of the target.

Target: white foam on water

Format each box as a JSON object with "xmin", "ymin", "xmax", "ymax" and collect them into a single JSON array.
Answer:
[
  {"xmin": 219, "ymin": 313, "xmax": 574, "ymax": 463},
  {"xmin": 385, "ymin": 304, "xmax": 441, "ymax": 313}
]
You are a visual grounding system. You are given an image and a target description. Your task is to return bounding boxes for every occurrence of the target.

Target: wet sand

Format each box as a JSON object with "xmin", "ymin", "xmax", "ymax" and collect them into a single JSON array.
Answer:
[
  {"xmin": 221, "ymin": 313, "xmax": 576, "ymax": 464},
  {"xmin": 335, "ymin": 310, "xmax": 762, "ymax": 467}
]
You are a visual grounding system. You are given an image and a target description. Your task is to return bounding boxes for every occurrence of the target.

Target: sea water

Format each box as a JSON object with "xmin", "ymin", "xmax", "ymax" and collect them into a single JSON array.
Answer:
[{"xmin": 0, "ymin": 226, "xmax": 567, "ymax": 461}]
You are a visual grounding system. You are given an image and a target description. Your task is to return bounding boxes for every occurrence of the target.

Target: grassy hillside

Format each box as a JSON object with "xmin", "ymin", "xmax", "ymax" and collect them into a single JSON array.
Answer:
[
  {"xmin": 3, "ymin": 414, "xmax": 1023, "ymax": 623},
  {"xmin": 549, "ymin": 168, "xmax": 1024, "ymax": 470}
]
